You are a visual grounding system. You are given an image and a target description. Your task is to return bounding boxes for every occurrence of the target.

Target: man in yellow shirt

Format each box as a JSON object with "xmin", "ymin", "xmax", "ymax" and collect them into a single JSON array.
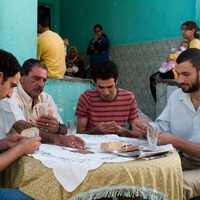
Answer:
[{"xmin": 37, "ymin": 6, "xmax": 65, "ymax": 79}]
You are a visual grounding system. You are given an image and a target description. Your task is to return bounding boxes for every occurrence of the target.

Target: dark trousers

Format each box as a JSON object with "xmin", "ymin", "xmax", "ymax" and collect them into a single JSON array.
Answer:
[
  {"xmin": 0, "ymin": 188, "xmax": 33, "ymax": 200},
  {"xmin": 150, "ymin": 70, "xmax": 174, "ymax": 102}
]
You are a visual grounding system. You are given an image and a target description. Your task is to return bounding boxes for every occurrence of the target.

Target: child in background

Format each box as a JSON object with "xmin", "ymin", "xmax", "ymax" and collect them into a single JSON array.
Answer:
[
  {"xmin": 150, "ymin": 41, "xmax": 188, "ymax": 102},
  {"xmin": 159, "ymin": 41, "xmax": 188, "ymax": 73}
]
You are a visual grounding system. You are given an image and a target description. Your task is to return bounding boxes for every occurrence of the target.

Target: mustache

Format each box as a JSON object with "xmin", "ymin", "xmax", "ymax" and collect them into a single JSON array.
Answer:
[
  {"xmin": 180, "ymin": 83, "xmax": 188, "ymax": 87},
  {"xmin": 33, "ymin": 86, "xmax": 43, "ymax": 91}
]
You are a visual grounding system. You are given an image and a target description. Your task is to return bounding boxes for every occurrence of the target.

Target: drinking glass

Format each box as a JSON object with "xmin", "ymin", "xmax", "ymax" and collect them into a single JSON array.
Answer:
[
  {"xmin": 67, "ymin": 120, "xmax": 77, "ymax": 134},
  {"xmin": 146, "ymin": 125, "xmax": 158, "ymax": 150}
]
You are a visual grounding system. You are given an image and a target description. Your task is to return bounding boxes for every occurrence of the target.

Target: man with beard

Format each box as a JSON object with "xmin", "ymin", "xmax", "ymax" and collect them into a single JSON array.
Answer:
[
  {"xmin": 133, "ymin": 48, "xmax": 200, "ymax": 200},
  {"xmin": 0, "ymin": 59, "xmax": 85, "ymax": 149}
]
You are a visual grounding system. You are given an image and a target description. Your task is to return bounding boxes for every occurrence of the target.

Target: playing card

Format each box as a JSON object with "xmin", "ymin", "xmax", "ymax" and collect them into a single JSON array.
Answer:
[
  {"xmin": 21, "ymin": 127, "xmax": 39, "ymax": 137},
  {"xmin": 34, "ymin": 103, "xmax": 48, "ymax": 117}
]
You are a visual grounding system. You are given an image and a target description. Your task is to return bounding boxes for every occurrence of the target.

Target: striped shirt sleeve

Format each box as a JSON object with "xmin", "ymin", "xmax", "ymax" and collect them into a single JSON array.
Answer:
[{"xmin": 75, "ymin": 90, "xmax": 90, "ymax": 118}]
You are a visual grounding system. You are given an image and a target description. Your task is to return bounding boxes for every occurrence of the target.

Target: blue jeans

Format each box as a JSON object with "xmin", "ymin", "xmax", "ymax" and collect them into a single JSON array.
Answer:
[{"xmin": 0, "ymin": 188, "xmax": 33, "ymax": 200}]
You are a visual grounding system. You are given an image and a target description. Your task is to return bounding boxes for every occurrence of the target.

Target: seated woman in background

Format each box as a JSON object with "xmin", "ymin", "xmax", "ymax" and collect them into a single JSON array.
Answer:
[
  {"xmin": 65, "ymin": 46, "xmax": 85, "ymax": 78},
  {"xmin": 150, "ymin": 21, "xmax": 200, "ymax": 102}
]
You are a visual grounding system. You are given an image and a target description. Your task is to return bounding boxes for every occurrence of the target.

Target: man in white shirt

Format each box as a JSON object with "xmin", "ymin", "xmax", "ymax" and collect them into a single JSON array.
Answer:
[
  {"xmin": 0, "ymin": 49, "xmax": 41, "ymax": 200},
  {"xmin": 133, "ymin": 48, "xmax": 200, "ymax": 200},
  {"xmin": 0, "ymin": 58, "xmax": 85, "ymax": 149}
]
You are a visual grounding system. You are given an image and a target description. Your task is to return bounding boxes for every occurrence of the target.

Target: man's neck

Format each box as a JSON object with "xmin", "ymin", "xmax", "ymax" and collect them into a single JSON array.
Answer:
[
  {"xmin": 191, "ymin": 89, "xmax": 200, "ymax": 110},
  {"xmin": 20, "ymin": 81, "xmax": 39, "ymax": 108},
  {"xmin": 189, "ymin": 36, "xmax": 195, "ymax": 42},
  {"xmin": 100, "ymin": 88, "xmax": 118, "ymax": 101},
  {"xmin": 40, "ymin": 27, "xmax": 50, "ymax": 33}
]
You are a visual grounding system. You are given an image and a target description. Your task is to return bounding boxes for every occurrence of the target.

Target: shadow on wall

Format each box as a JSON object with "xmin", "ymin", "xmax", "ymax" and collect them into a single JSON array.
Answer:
[{"xmin": 79, "ymin": 38, "xmax": 181, "ymax": 120}]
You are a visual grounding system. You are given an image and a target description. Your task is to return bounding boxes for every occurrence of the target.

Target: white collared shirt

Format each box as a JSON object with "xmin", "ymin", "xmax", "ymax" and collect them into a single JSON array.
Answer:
[
  {"xmin": 0, "ymin": 82, "xmax": 63, "ymax": 139},
  {"xmin": 153, "ymin": 89, "xmax": 200, "ymax": 160}
]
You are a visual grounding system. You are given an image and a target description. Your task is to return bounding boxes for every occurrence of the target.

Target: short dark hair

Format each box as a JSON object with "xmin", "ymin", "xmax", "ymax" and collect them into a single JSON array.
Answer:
[
  {"xmin": 180, "ymin": 40, "xmax": 188, "ymax": 46},
  {"xmin": 21, "ymin": 59, "xmax": 47, "ymax": 76},
  {"xmin": 91, "ymin": 61, "xmax": 118, "ymax": 83},
  {"xmin": 177, "ymin": 48, "xmax": 200, "ymax": 71},
  {"xmin": 38, "ymin": 6, "xmax": 50, "ymax": 28},
  {"xmin": 0, "ymin": 49, "xmax": 21, "ymax": 81},
  {"xmin": 93, "ymin": 24, "xmax": 103, "ymax": 31}
]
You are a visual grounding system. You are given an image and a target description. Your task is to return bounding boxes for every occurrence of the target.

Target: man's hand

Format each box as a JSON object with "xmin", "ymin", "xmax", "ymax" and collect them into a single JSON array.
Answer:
[
  {"xmin": 3, "ymin": 134, "xmax": 23, "ymax": 150},
  {"xmin": 36, "ymin": 115, "xmax": 59, "ymax": 133},
  {"xmin": 6, "ymin": 134, "xmax": 23, "ymax": 148},
  {"xmin": 158, "ymin": 132, "xmax": 174, "ymax": 145},
  {"xmin": 94, "ymin": 34, "xmax": 100, "ymax": 42},
  {"xmin": 112, "ymin": 123, "xmax": 135, "ymax": 137},
  {"xmin": 16, "ymin": 136, "xmax": 41, "ymax": 154},
  {"xmin": 92, "ymin": 121, "xmax": 116, "ymax": 134},
  {"xmin": 54, "ymin": 135, "xmax": 86, "ymax": 149},
  {"xmin": 112, "ymin": 123, "xmax": 123, "ymax": 133},
  {"xmin": 131, "ymin": 119, "xmax": 147, "ymax": 137},
  {"xmin": 63, "ymin": 38, "xmax": 69, "ymax": 46}
]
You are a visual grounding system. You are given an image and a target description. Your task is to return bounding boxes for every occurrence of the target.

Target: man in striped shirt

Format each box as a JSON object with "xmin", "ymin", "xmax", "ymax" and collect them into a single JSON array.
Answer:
[{"xmin": 76, "ymin": 61, "xmax": 143, "ymax": 137}]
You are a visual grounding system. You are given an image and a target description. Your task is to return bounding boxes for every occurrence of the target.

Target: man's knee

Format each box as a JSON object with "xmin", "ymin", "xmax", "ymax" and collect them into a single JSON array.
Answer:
[{"xmin": 183, "ymin": 169, "xmax": 200, "ymax": 200}]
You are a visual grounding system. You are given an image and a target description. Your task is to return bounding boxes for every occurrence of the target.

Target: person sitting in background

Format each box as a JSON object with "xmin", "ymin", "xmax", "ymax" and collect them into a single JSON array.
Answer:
[
  {"xmin": 150, "ymin": 21, "xmax": 200, "ymax": 103},
  {"xmin": 65, "ymin": 46, "xmax": 85, "ymax": 78},
  {"xmin": 133, "ymin": 48, "xmax": 200, "ymax": 200},
  {"xmin": 0, "ymin": 49, "xmax": 41, "ymax": 200},
  {"xmin": 76, "ymin": 60, "xmax": 144, "ymax": 138},
  {"xmin": 37, "ymin": 6, "xmax": 66, "ymax": 79},
  {"xmin": 150, "ymin": 41, "xmax": 188, "ymax": 102},
  {"xmin": 0, "ymin": 58, "xmax": 85, "ymax": 149}
]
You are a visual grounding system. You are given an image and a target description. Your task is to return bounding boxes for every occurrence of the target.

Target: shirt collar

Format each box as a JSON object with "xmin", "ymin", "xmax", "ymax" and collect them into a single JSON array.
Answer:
[
  {"xmin": 178, "ymin": 90, "xmax": 191, "ymax": 101},
  {"xmin": 178, "ymin": 90, "xmax": 199, "ymax": 112},
  {"xmin": 17, "ymin": 81, "xmax": 41, "ymax": 106}
]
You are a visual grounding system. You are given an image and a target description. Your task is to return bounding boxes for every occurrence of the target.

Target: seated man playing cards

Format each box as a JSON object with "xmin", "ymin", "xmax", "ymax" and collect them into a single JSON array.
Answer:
[
  {"xmin": 0, "ymin": 59, "xmax": 85, "ymax": 149},
  {"xmin": 0, "ymin": 50, "xmax": 41, "ymax": 200}
]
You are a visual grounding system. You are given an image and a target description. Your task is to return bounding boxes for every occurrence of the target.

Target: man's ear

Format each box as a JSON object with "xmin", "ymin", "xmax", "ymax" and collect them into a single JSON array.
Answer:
[
  {"xmin": 20, "ymin": 76, "xmax": 25, "ymax": 84},
  {"xmin": 115, "ymin": 79, "xmax": 118, "ymax": 85},
  {"xmin": 0, "ymin": 72, "xmax": 4, "ymax": 83},
  {"xmin": 198, "ymin": 71, "xmax": 200, "ymax": 81}
]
